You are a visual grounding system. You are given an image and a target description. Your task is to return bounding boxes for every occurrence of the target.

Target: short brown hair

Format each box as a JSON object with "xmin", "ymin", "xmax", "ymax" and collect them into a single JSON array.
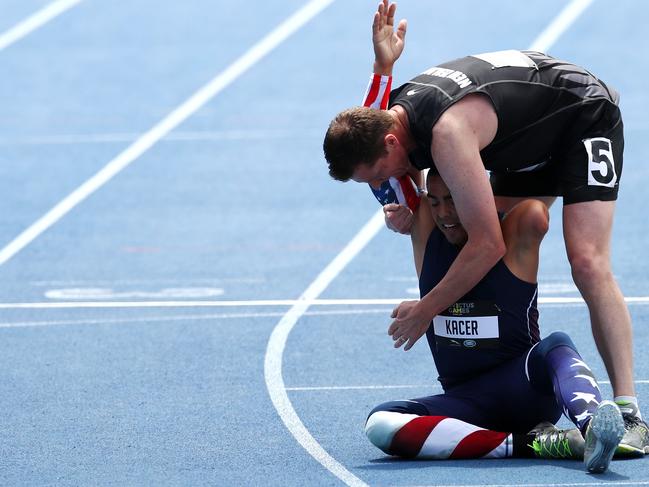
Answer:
[{"xmin": 323, "ymin": 107, "xmax": 394, "ymax": 181}]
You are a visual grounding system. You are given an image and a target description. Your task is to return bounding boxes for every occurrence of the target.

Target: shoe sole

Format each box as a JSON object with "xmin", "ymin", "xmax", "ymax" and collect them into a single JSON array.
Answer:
[{"xmin": 585, "ymin": 401, "xmax": 625, "ymax": 473}]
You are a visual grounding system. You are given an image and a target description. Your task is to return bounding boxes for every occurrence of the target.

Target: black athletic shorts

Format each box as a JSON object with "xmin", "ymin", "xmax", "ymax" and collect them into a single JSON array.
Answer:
[{"xmin": 490, "ymin": 105, "xmax": 624, "ymax": 205}]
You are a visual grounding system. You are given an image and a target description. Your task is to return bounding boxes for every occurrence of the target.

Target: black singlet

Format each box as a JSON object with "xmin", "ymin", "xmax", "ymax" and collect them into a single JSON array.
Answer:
[
  {"xmin": 389, "ymin": 50, "xmax": 620, "ymax": 173},
  {"xmin": 419, "ymin": 227, "xmax": 540, "ymax": 389}
]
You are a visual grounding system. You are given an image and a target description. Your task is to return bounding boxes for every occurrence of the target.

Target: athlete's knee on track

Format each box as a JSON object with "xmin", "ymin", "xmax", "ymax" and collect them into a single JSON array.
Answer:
[
  {"xmin": 527, "ymin": 331, "xmax": 578, "ymax": 391},
  {"xmin": 365, "ymin": 401, "xmax": 426, "ymax": 454},
  {"xmin": 539, "ymin": 331, "xmax": 577, "ymax": 354}
]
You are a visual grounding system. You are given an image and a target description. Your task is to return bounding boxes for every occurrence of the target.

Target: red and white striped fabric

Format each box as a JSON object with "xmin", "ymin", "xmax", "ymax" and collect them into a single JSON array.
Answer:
[
  {"xmin": 362, "ymin": 73, "xmax": 392, "ymax": 109},
  {"xmin": 365, "ymin": 411, "xmax": 512, "ymax": 459},
  {"xmin": 362, "ymin": 73, "xmax": 420, "ymax": 213}
]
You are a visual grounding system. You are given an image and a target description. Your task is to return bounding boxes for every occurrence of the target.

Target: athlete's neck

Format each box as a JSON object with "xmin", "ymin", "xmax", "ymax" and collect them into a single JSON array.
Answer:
[{"xmin": 390, "ymin": 105, "xmax": 416, "ymax": 152}]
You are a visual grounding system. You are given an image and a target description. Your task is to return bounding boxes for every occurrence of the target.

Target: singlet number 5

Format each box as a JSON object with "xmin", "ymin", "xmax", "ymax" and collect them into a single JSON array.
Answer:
[{"xmin": 584, "ymin": 137, "xmax": 617, "ymax": 188}]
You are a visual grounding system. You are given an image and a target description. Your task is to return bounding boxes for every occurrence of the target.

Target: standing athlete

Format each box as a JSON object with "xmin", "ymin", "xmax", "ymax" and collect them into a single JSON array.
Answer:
[{"xmin": 323, "ymin": 0, "xmax": 648, "ymax": 453}]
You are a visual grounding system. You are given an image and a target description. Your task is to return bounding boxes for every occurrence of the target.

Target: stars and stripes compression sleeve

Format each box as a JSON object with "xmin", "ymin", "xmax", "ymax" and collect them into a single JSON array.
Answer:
[
  {"xmin": 527, "ymin": 332, "xmax": 602, "ymax": 434},
  {"xmin": 370, "ymin": 175, "xmax": 421, "ymax": 210},
  {"xmin": 362, "ymin": 73, "xmax": 420, "ymax": 213},
  {"xmin": 365, "ymin": 410, "xmax": 514, "ymax": 459},
  {"xmin": 363, "ymin": 73, "xmax": 392, "ymax": 110}
]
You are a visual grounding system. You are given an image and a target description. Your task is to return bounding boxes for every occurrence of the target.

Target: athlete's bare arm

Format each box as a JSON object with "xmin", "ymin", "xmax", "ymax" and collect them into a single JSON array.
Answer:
[
  {"xmin": 409, "ymin": 195, "xmax": 435, "ymax": 278},
  {"xmin": 389, "ymin": 94, "xmax": 503, "ymax": 350},
  {"xmin": 372, "ymin": 0, "xmax": 407, "ymax": 76}
]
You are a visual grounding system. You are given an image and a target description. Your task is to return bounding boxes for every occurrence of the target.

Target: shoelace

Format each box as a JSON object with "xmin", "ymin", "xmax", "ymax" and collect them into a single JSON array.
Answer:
[
  {"xmin": 531, "ymin": 432, "xmax": 574, "ymax": 458},
  {"xmin": 623, "ymin": 414, "xmax": 646, "ymax": 429}
]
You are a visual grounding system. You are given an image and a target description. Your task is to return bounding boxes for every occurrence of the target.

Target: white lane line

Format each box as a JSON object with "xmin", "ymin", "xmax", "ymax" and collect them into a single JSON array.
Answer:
[
  {"xmin": 0, "ymin": 0, "xmax": 82, "ymax": 52},
  {"xmin": 529, "ymin": 0, "xmax": 594, "ymax": 52},
  {"xmin": 265, "ymin": 211, "xmax": 385, "ymax": 487},
  {"xmin": 398, "ymin": 482, "xmax": 649, "ymax": 487},
  {"xmin": 29, "ymin": 277, "xmax": 265, "ymax": 286},
  {"xmin": 264, "ymin": 2, "xmax": 596, "ymax": 485},
  {"xmin": 0, "ymin": 129, "xmax": 322, "ymax": 146},
  {"xmin": 1, "ymin": 296, "xmax": 649, "ymax": 309},
  {"xmin": 0, "ymin": 308, "xmax": 390, "ymax": 330},
  {"xmin": 0, "ymin": 0, "xmax": 336, "ymax": 268},
  {"xmin": 286, "ymin": 380, "xmax": 649, "ymax": 392},
  {"xmin": 286, "ymin": 385, "xmax": 443, "ymax": 392},
  {"xmin": 0, "ymin": 300, "xmax": 297, "ymax": 309}
]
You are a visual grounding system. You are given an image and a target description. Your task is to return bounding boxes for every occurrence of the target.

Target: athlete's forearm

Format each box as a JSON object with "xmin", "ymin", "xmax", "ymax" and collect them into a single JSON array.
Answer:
[{"xmin": 362, "ymin": 73, "xmax": 392, "ymax": 109}]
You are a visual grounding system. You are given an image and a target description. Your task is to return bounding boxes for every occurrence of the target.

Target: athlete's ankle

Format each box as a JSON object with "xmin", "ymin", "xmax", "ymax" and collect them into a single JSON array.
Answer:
[{"xmin": 615, "ymin": 396, "xmax": 642, "ymax": 420}]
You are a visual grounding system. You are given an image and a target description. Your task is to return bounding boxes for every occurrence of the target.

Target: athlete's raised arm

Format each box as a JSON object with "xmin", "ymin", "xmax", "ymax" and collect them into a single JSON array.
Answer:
[
  {"xmin": 361, "ymin": 1, "xmax": 419, "ymax": 233},
  {"xmin": 372, "ymin": 0, "xmax": 407, "ymax": 76}
]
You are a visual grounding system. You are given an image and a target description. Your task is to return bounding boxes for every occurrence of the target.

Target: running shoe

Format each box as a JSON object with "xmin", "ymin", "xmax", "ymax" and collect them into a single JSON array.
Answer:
[
  {"xmin": 529, "ymin": 422, "xmax": 584, "ymax": 460},
  {"xmin": 615, "ymin": 401, "xmax": 649, "ymax": 457},
  {"xmin": 584, "ymin": 400, "xmax": 625, "ymax": 473}
]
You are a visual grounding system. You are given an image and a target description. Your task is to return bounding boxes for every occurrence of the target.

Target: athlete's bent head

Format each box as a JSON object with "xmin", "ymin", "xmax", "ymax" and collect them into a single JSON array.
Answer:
[{"xmin": 323, "ymin": 107, "xmax": 398, "ymax": 183}]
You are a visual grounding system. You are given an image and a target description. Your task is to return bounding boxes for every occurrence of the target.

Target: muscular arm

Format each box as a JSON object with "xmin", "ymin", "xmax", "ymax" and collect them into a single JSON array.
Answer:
[
  {"xmin": 410, "ymin": 195, "xmax": 434, "ymax": 278},
  {"xmin": 421, "ymin": 95, "xmax": 504, "ymax": 315},
  {"xmin": 389, "ymin": 94, "xmax": 504, "ymax": 350}
]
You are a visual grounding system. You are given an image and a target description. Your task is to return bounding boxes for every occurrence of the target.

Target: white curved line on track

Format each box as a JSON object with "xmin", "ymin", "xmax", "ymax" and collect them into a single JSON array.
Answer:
[
  {"xmin": 0, "ymin": 0, "xmax": 82, "ymax": 52},
  {"xmin": 0, "ymin": 0, "xmax": 336, "ymax": 268},
  {"xmin": 263, "ymin": 0, "xmax": 595, "ymax": 484},
  {"xmin": 265, "ymin": 210, "xmax": 385, "ymax": 487},
  {"xmin": 285, "ymin": 380, "xmax": 649, "ymax": 392}
]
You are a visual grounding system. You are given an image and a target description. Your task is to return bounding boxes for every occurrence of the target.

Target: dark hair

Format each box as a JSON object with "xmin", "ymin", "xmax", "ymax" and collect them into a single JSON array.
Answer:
[{"xmin": 323, "ymin": 107, "xmax": 394, "ymax": 181}]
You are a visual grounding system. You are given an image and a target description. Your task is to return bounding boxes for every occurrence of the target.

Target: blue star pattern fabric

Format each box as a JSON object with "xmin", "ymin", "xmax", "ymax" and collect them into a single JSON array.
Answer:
[{"xmin": 370, "ymin": 176, "xmax": 421, "ymax": 211}]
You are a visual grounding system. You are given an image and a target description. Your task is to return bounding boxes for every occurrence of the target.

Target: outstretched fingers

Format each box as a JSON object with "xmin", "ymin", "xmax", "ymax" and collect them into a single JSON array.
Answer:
[
  {"xmin": 396, "ymin": 18, "xmax": 407, "ymax": 40},
  {"xmin": 386, "ymin": 1, "xmax": 396, "ymax": 27}
]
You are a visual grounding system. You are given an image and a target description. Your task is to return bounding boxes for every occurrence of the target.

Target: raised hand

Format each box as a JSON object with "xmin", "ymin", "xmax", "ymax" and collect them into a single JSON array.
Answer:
[{"xmin": 372, "ymin": 0, "xmax": 407, "ymax": 75}]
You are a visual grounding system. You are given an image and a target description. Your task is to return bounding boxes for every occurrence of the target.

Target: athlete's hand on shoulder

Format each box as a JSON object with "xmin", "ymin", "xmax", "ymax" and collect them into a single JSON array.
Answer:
[
  {"xmin": 388, "ymin": 300, "xmax": 429, "ymax": 351},
  {"xmin": 384, "ymin": 203, "xmax": 413, "ymax": 234},
  {"xmin": 372, "ymin": 0, "xmax": 407, "ymax": 75}
]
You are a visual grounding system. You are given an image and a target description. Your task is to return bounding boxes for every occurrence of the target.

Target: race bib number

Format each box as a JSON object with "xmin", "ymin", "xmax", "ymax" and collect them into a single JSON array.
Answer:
[
  {"xmin": 584, "ymin": 137, "xmax": 617, "ymax": 188},
  {"xmin": 432, "ymin": 301, "xmax": 500, "ymax": 349}
]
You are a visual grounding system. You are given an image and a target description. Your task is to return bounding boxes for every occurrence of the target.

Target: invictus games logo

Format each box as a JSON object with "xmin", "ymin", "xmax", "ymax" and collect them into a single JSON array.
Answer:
[{"xmin": 448, "ymin": 302, "xmax": 475, "ymax": 315}]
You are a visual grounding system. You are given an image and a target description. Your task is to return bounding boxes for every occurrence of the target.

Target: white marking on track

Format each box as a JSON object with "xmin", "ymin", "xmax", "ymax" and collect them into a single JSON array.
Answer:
[
  {"xmin": 0, "ymin": 0, "xmax": 82, "ymax": 52},
  {"xmin": 264, "ymin": 211, "xmax": 385, "ymax": 487},
  {"xmin": 400, "ymin": 482, "xmax": 649, "ymax": 487},
  {"xmin": 528, "ymin": 0, "xmax": 595, "ymax": 52},
  {"xmin": 285, "ymin": 380, "xmax": 649, "ymax": 392},
  {"xmin": 539, "ymin": 282, "xmax": 580, "ymax": 294},
  {"xmin": 1, "ymin": 296, "xmax": 649, "ymax": 309},
  {"xmin": 29, "ymin": 277, "xmax": 264, "ymax": 286},
  {"xmin": 0, "ymin": 0, "xmax": 336, "ymax": 268},
  {"xmin": 0, "ymin": 129, "xmax": 322, "ymax": 146},
  {"xmin": 264, "ymin": 1, "xmax": 597, "ymax": 485},
  {"xmin": 0, "ymin": 308, "xmax": 391, "ymax": 329},
  {"xmin": 286, "ymin": 384, "xmax": 443, "ymax": 392},
  {"xmin": 44, "ymin": 287, "xmax": 225, "ymax": 300}
]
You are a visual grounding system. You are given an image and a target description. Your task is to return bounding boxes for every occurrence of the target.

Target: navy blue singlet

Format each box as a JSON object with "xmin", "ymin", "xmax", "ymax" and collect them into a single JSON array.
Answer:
[{"xmin": 419, "ymin": 228, "xmax": 540, "ymax": 389}]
